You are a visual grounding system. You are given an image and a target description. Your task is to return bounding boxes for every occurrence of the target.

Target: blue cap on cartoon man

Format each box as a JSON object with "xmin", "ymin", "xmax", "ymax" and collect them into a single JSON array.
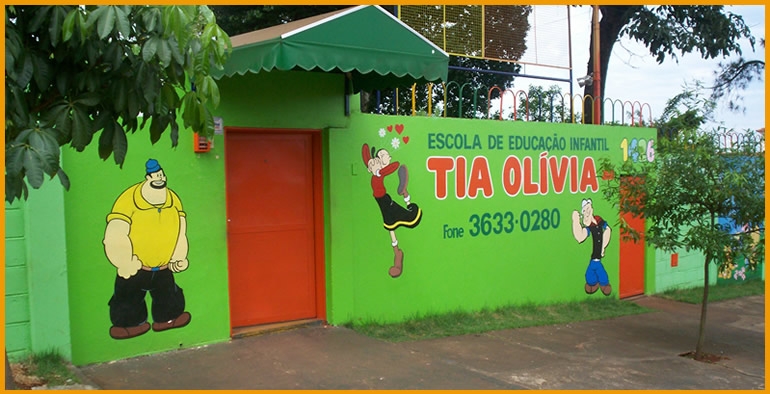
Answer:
[{"xmin": 146, "ymin": 159, "xmax": 162, "ymax": 175}]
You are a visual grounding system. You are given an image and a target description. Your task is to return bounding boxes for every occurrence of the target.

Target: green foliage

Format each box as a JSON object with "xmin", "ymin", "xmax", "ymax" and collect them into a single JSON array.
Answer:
[
  {"xmin": 211, "ymin": 5, "xmax": 532, "ymax": 119},
  {"xmin": 655, "ymin": 82, "xmax": 717, "ymax": 139},
  {"xmin": 623, "ymin": 6, "xmax": 754, "ymax": 64},
  {"xmin": 211, "ymin": 5, "xmax": 347, "ymax": 36},
  {"xmin": 658, "ymin": 279, "xmax": 764, "ymax": 304},
  {"xmin": 432, "ymin": 6, "xmax": 532, "ymax": 119},
  {"xmin": 212, "ymin": 5, "xmax": 536, "ymax": 119},
  {"xmin": 600, "ymin": 114, "xmax": 763, "ymax": 361},
  {"xmin": 371, "ymin": 5, "xmax": 531, "ymax": 118},
  {"xmin": 582, "ymin": 6, "xmax": 754, "ymax": 121},
  {"xmin": 509, "ymin": 84, "xmax": 569, "ymax": 122},
  {"xmin": 709, "ymin": 38, "xmax": 765, "ymax": 113},
  {"xmin": 600, "ymin": 125, "xmax": 765, "ymax": 274},
  {"xmin": 16, "ymin": 350, "xmax": 79, "ymax": 387},
  {"xmin": 5, "ymin": 5, "xmax": 232, "ymax": 203},
  {"xmin": 348, "ymin": 298, "xmax": 650, "ymax": 342},
  {"xmin": 31, "ymin": 351, "xmax": 77, "ymax": 386},
  {"xmin": 211, "ymin": 5, "xmax": 532, "ymax": 118}
]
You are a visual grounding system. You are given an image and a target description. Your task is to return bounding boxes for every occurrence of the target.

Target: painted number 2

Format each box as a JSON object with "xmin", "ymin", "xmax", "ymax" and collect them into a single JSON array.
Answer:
[{"xmin": 467, "ymin": 209, "xmax": 561, "ymax": 237}]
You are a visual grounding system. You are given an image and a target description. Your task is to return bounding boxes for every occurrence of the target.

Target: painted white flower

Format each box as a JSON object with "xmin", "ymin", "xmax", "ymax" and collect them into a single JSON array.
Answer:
[
  {"xmin": 378, "ymin": 128, "xmax": 387, "ymax": 138},
  {"xmin": 734, "ymin": 266, "xmax": 747, "ymax": 280},
  {"xmin": 391, "ymin": 137, "xmax": 400, "ymax": 149}
]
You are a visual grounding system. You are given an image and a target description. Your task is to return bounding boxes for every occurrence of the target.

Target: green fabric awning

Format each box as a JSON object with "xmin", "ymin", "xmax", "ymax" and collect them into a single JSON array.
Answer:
[{"xmin": 215, "ymin": 5, "xmax": 449, "ymax": 93}]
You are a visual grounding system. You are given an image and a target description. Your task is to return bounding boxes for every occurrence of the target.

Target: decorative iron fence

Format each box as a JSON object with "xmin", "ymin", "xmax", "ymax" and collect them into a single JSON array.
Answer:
[
  {"xmin": 715, "ymin": 130, "xmax": 765, "ymax": 152},
  {"xmin": 363, "ymin": 82, "xmax": 654, "ymax": 127}
]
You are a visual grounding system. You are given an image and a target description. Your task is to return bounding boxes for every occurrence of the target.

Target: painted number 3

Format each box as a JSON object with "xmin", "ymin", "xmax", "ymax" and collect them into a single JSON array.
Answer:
[
  {"xmin": 468, "ymin": 212, "xmax": 515, "ymax": 236},
  {"xmin": 468, "ymin": 209, "xmax": 561, "ymax": 237},
  {"xmin": 620, "ymin": 138, "xmax": 655, "ymax": 162}
]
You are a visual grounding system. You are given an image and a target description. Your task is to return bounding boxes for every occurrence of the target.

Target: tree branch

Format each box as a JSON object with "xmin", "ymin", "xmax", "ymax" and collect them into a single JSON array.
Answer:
[{"xmin": 709, "ymin": 60, "xmax": 766, "ymax": 91}]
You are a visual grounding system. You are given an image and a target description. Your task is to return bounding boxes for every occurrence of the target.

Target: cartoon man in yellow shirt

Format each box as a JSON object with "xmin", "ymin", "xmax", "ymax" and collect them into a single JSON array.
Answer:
[{"xmin": 103, "ymin": 159, "xmax": 191, "ymax": 339}]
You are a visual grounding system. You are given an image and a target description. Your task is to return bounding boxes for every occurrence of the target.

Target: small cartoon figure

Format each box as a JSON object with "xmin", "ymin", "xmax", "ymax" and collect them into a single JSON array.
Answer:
[
  {"xmin": 103, "ymin": 159, "xmax": 192, "ymax": 339},
  {"xmin": 362, "ymin": 144, "xmax": 423, "ymax": 278},
  {"xmin": 571, "ymin": 198, "xmax": 612, "ymax": 296}
]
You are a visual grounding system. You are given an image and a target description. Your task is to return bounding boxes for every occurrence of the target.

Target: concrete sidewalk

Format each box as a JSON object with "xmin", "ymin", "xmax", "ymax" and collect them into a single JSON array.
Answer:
[{"xmin": 77, "ymin": 295, "xmax": 764, "ymax": 390}]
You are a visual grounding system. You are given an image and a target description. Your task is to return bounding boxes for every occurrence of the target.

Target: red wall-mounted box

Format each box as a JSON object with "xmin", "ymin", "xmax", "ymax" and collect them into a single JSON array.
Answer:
[{"xmin": 194, "ymin": 132, "xmax": 212, "ymax": 153}]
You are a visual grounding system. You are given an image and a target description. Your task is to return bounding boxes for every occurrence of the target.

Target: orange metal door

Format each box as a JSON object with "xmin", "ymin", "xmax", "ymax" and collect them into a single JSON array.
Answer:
[
  {"xmin": 619, "ymin": 176, "xmax": 645, "ymax": 298},
  {"xmin": 619, "ymin": 211, "xmax": 645, "ymax": 298},
  {"xmin": 225, "ymin": 131, "xmax": 317, "ymax": 328}
]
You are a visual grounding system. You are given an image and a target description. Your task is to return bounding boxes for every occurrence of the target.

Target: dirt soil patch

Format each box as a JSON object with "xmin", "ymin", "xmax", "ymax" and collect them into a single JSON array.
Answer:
[
  {"xmin": 679, "ymin": 351, "xmax": 730, "ymax": 363},
  {"xmin": 10, "ymin": 362, "xmax": 45, "ymax": 390}
]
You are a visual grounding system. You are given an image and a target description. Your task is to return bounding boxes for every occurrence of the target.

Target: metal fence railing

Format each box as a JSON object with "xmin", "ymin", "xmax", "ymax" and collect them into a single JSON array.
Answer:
[{"xmin": 363, "ymin": 82, "xmax": 654, "ymax": 127}]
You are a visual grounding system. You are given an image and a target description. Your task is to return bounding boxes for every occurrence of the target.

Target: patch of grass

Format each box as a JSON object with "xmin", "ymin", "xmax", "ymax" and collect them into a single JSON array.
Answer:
[
  {"xmin": 347, "ymin": 297, "xmax": 651, "ymax": 342},
  {"xmin": 31, "ymin": 350, "xmax": 78, "ymax": 386},
  {"xmin": 658, "ymin": 279, "xmax": 765, "ymax": 304},
  {"xmin": 13, "ymin": 350, "xmax": 80, "ymax": 388}
]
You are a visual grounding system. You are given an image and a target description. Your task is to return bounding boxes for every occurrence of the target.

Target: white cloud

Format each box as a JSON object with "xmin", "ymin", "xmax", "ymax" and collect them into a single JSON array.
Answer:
[{"xmin": 516, "ymin": 5, "xmax": 765, "ymax": 131}]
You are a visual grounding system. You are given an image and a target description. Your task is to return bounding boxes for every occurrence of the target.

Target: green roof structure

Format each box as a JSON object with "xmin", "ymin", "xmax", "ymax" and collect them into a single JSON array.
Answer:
[{"xmin": 216, "ymin": 5, "xmax": 449, "ymax": 92}]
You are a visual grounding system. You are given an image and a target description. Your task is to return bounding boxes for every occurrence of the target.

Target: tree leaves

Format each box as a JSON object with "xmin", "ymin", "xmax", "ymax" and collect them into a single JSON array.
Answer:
[
  {"xmin": 142, "ymin": 36, "xmax": 160, "ymax": 62},
  {"xmin": 8, "ymin": 125, "xmax": 62, "ymax": 191},
  {"xmin": 583, "ymin": 5, "xmax": 754, "ymax": 121},
  {"xmin": 69, "ymin": 104, "xmax": 94, "ymax": 151},
  {"xmin": 62, "ymin": 8, "xmax": 80, "ymax": 43},
  {"xmin": 5, "ymin": 5, "xmax": 232, "ymax": 203},
  {"xmin": 47, "ymin": 6, "xmax": 69, "ymax": 46},
  {"xmin": 97, "ymin": 120, "xmax": 128, "ymax": 166},
  {"xmin": 600, "ymin": 123, "xmax": 765, "ymax": 270},
  {"xmin": 87, "ymin": 6, "xmax": 131, "ymax": 40},
  {"xmin": 14, "ymin": 54, "xmax": 35, "ymax": 92},
  {"xmin": 198, "ymin": 76, "xmax": 220, "ymax": 108},
  {"xmin": 621, "ymin": 6, "xmax": 754, "ymax": 65},
  {"xmin": 30, "ymin": 52, "xmax": 54, "ymax": 92}
]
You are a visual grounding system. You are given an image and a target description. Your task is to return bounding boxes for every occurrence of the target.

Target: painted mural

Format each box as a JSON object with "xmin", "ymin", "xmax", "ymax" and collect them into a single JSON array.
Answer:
[
  {"xmin": 571, "ymin": 198, "xmax": 612, "ymax": 296},
  {"xmin": 362, "ymin": 124, "xmax": 423, "ymax": 278},
  {"xmin": 103, "ymin": 158, "xmax": 192, "ymax": 339},
  {"xmin": 334, "ymin": 116, "xmax": 658, "ymax": 325},
  {"xmin": 55, "ymin": 97, "xmax": 659, "ymax": 365},
  {"xmin": 718, "ymin": 219, "xmax": 764, "ymax": 283}
]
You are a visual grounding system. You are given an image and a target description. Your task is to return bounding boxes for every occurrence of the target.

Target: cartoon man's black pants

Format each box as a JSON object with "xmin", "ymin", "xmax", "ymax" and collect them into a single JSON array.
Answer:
[{"xmin": 109, "ymin": 270, "xmax": 185, "ymax": 327}]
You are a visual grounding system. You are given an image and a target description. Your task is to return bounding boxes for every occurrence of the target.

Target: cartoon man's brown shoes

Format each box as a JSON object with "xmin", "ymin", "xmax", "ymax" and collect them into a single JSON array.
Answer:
[
  {"xmin": 152, "ymin": 311, "xmax": 192, "ymax": 332},
  {"xmin": 110, "ymin": 322, "xmax": 151, "ymax": 340}
]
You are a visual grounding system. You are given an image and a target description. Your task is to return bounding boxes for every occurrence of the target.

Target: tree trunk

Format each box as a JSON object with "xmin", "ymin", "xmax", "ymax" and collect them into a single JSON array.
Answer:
[
  {"xmin": 695, "ymin": 211, "xmax": 717, "ymax": 361},
  {"xmin": 582, "ymin": 6, "xmax": 639, "ymax": 123},
  {"xmin": 695, "ymin": 256, "xmax": 710, "ymax": 360},
  {"xmin": 5, "ymin": 350, "xmax": 15, "ymax": 390},
  {"xmin": 360, "ymin": 91, "xmax": 372, "ymax": 113}
]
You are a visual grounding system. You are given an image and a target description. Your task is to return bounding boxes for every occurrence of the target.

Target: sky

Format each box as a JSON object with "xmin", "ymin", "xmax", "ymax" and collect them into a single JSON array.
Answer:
[{"xmin": 513, "ymin": 5, "xmax": 765, "ymax": 132}]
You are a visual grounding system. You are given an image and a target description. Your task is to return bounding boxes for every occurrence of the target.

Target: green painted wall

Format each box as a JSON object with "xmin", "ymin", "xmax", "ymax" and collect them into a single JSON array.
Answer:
[
  {"xmin": 325, "ymin": 114, "xmax": 657, "ymax": 324},
  {"xmin": 650, "ymin": 216, "xmax": 764, "ymax": 292},
  {"xmin": 59, "ymin": 70, "xmax": 348, "ymax": 366},
  {"xmin": 4, "ymin": 180, "xmax": 72, "ymax": 361},
  {"xmin": 654, "ymin": 248, "xmax": 714, "ymax": 292},
  {"xmin": 215, "ymin": 70, "xmax": 349, "ymax": 130},
  {"xmin": 61, "ymin": 129, "xmax": 230, "ymax": 366},
  {"xmin": 214, "ymin": 69, "xmax": 348, "ymax": 326},
  {"xmin": 57, "ymin": 68, "xmax": 660, "ymax": 364},
  {"xmin": 5, "ymin": 200, "xmax": 31, "ymax": 360},
  {"xmin": 654, "ymin": 246, "xmax": 763, "ymax": 292}
]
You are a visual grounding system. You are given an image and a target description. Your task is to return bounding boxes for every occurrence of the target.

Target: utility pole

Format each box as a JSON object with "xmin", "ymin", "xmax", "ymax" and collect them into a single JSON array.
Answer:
[{"xmin": 592, "ymin": 5, "xmax": 601, "ymax": 125}]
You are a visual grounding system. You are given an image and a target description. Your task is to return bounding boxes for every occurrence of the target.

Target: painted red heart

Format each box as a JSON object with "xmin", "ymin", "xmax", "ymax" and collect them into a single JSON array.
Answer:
[
  {"xmin": 387, "ymin": 125, "xmax": 393, "ymax": 132},
  {"xmin": 402, "ymin": 136, "xmax": 410, "ymax": 144},
  {"xmin": 395, "ymin": 124, "xmax": 404, "ymax": 134}
]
